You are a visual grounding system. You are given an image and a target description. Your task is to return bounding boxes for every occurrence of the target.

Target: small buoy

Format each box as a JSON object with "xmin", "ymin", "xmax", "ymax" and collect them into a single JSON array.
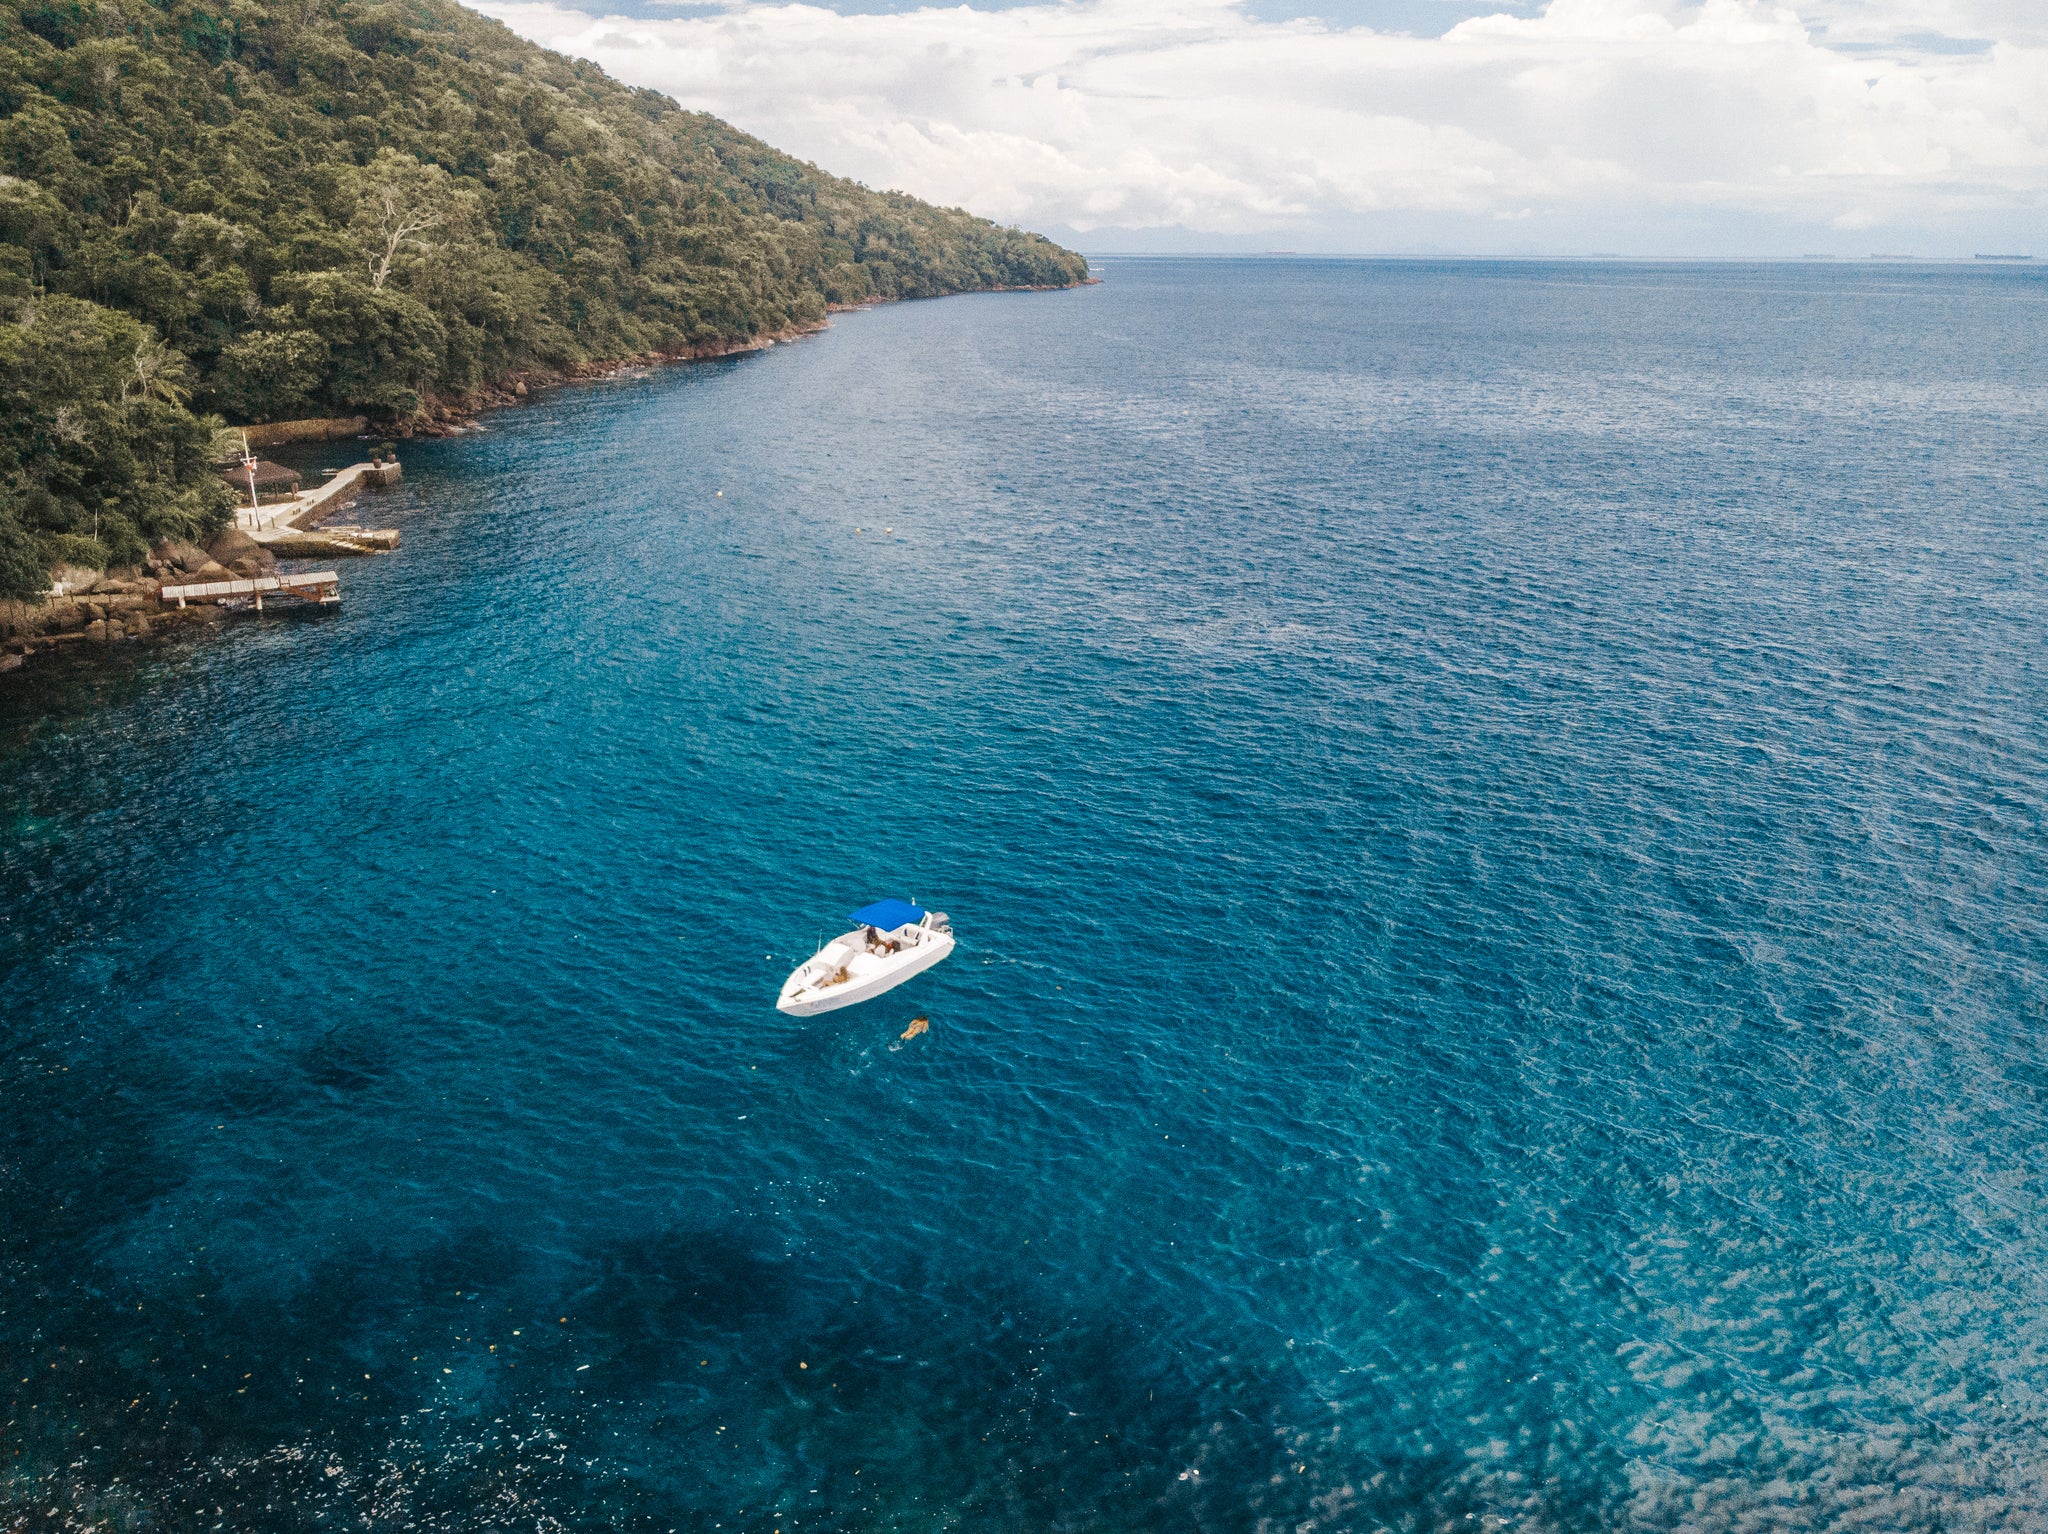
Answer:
[{"xmin": 716, "ymin": 490, "xmax": 723, "ymax": 497}]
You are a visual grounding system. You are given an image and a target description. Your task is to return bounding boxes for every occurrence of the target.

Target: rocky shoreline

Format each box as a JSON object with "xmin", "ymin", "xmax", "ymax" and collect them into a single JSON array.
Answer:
[
  {"xmin": 399, "ymin": 318, "xmax": 836, "ymax": 438},
  {"xmin": 399, "ymin": 280, "xmax": 1096, "ymax": 437},
  {"xmin": 0, "ymin": 530, "xmax": 296, "ymax": 673}
]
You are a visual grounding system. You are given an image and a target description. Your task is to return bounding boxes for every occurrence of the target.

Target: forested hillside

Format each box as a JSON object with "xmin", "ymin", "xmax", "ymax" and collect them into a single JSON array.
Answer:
[{"xmin": 0, "ymin": 0, "xmax": 1087, "ymax": 597}]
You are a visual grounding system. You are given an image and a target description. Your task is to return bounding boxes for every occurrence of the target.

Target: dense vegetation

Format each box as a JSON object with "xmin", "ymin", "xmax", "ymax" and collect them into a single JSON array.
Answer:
[{"xmin": 0, "ymin": 0, "xmax": 1087, "ymax": 596}]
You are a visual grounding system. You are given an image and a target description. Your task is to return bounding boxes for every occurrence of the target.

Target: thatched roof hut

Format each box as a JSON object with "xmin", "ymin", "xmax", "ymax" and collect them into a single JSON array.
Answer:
[{"xmin": 219, "ymin": 459, "xmax": 302, "ymax": 504}]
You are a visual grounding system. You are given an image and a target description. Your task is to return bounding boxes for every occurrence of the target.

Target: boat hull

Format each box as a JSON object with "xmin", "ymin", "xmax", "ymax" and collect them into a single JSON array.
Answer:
[{"xmin": 777, "ymin": 928, "xmax": 954, "ymax": 1015}]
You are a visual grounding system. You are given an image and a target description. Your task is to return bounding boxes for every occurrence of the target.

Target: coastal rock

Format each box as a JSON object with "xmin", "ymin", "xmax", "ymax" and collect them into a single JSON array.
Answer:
[
  {"xmin": 85, "ymin": 619, "xmax": 110, "ymax": 643},
  {"xmin": 125, "ymin": 614, "xmax": 151, "ymax": 638},
  {"xmin": 0, "ymin": 652, "xmax": 21, "ymax": 674},
  {"xmin": 207, "ymin": 527, "xmax": 275, "ymax": 574}
]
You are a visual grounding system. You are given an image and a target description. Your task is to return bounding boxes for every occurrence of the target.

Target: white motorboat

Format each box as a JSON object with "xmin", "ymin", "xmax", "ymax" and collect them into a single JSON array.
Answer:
[{"xmin": 777, "ymin": 900, "xmax": 954, "ymax": 1016}]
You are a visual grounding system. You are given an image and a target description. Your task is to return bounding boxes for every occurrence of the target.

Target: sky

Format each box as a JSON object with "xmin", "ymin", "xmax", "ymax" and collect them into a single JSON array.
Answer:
[{"xmin": 475, "ymin": 0, "xmax": 2048, "ymax": 257}]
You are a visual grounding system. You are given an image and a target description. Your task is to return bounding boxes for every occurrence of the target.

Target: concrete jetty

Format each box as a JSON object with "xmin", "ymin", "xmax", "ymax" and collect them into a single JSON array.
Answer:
[{"xmin": 236, "ymin": 461, "xmax": 403, "ymax": 557}]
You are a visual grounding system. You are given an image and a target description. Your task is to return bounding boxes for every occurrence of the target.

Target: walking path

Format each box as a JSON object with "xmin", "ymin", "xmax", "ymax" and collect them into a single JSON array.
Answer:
[{"xmin": 236, "ymin": 462, "xmax": 402, "ymax": 555}]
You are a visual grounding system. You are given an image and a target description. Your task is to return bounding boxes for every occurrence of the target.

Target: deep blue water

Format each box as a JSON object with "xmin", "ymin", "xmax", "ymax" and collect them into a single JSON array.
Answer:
[{"xmin": 5, "ymin": 259, "xmax": 2048, "ymax": 1532}]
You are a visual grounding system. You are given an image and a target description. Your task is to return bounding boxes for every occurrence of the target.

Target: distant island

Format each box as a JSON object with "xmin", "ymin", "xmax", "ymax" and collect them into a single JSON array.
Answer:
[{"xmin": 0, "ymin": 0, "xmax": 1088, "ymax": 601}]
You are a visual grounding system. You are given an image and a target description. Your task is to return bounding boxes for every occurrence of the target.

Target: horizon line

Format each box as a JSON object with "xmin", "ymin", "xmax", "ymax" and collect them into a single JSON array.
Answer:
[{"xmin": 1072, "ymin": 251, "xmax": 2038, "ymax": 265}]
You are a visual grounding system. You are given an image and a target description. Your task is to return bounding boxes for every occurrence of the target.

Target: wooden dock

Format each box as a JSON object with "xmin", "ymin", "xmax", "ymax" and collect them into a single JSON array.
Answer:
[{"xmin": 160, "ymin": 571, "xmax": 340, "ymax": 609}]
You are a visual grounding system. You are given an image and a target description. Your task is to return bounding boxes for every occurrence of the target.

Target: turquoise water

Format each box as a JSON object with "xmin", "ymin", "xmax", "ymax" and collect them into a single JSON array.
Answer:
[{"xmin": 4, "ymin": 259, "xmax": 2047, "ymax": 1531}]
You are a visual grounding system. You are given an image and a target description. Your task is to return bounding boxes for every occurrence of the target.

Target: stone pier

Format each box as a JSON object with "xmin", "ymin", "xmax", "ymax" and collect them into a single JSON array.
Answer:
[{"xmin": 238, "ymin": 461, "xmax": 403, "ymax": 556}]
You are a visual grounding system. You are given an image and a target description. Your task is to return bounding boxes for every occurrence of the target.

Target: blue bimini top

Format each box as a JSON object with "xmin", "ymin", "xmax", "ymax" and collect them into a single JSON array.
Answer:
[{"xmin": 848, "ymin": 899, "xmax": 927, "ymax": 931}]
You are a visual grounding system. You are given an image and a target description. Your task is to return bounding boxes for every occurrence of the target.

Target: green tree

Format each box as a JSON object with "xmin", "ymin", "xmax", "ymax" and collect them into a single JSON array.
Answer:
[
  {"xmin": 214, "ymin": 328, "xmax": 328, "ymax": 421},
  {"xmin": 0, "ymin": 294, "xmax": 231, "ymax": 594}
]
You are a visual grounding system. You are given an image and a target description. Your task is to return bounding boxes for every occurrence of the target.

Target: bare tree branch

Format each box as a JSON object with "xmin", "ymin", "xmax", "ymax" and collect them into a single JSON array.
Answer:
[
  {"xmin": 353, "ymin": 153, "xmax": 455, "ymax": 291},
  {"xmin": 366, "ymin": 181, "xmax": 446, "ymax": 291}
]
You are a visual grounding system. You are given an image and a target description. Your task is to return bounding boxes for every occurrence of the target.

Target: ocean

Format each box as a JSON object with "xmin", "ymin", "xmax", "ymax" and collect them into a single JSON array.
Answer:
[{"xmin": 4, "ymin": 257, "xmax": 2046, "ymax": 1531}]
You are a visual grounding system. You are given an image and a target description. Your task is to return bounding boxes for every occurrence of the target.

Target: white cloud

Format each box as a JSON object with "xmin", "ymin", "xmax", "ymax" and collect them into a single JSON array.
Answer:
[{"xmin": 476, "ymin": 0, "xmax": 2048, "ymax": 251}]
